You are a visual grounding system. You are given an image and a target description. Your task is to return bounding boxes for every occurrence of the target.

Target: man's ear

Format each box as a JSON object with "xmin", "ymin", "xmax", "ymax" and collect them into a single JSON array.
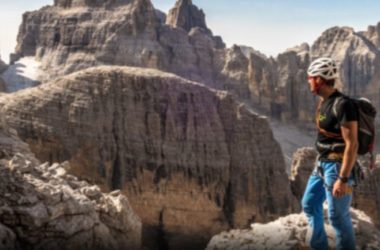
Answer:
[{"xmin": 316, "ymin": 76, "xmax": 325, "ymax": 85}]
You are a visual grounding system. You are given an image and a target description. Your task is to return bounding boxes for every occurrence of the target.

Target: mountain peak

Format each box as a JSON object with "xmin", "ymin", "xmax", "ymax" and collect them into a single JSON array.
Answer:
[{"xmin": 166, "ymin": 0, "xmax": 210, "ymax": 33}]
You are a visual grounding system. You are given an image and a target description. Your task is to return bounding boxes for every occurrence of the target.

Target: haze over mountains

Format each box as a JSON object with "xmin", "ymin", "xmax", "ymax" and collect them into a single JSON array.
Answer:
[{"xmin": 0, "ymin": 0, "xmax": 379, "ymax": 249}]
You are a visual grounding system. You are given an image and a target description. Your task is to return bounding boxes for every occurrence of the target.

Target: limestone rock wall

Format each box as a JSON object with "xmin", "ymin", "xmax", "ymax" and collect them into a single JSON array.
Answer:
[
  {"xmin": 247, "ymin": 53, "xmax": 276, "ymax": 112},
  {"xmin": 0, "ymin": 66, "xmax": 297, "ymax": 250},
  {"xmin": 14, "ymin": 0, "xmax": 227, "ymax": 89},
  {"xmin": 0, "ymin": 123, "xmax": 141, "ymax": 250},
  {"xmin": 218, "ymin": 45, "xmax": 251, "ymax": 100},
  {"xmin": 247, "ymin": 44, "xmax": 313, "ymax": 123},
  {"xmin": 363, "ymin": 22, "xmax": 380, "ymax": 50},
  {"xmin": 311, "ymin": 26, "xmax": 380, "ymax": 97},
  {"xmin": 274, "ymin": 47, "xmax": 312, "ymax": 122}
]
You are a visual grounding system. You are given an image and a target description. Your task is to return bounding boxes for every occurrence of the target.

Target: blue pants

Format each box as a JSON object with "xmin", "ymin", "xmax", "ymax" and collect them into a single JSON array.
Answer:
[{"xmin": 301, "ymin": 161, "xmax": 356, "ymax": 250}]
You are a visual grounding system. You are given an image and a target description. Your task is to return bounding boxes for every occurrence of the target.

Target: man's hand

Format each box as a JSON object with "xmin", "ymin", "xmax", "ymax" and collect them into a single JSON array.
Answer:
[{"xmin": 333, "ymin": 179, "xmax": 350, "ymax": 198}]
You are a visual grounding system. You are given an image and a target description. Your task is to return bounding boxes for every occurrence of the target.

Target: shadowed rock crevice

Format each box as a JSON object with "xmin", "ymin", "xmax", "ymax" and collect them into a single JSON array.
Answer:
[
  {"xmin": 222, "ymin": 181, "xmax": 235, "ymax": 228},
  {"xmin": 157, "ymin": 209, "xmax": 169, "ymax": 250}
]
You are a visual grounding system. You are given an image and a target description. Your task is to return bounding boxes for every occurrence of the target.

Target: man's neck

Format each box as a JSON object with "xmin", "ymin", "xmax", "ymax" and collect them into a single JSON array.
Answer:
[{"xmin": 320, "ymin": 87, "xmax": 337, "ymax": 101}]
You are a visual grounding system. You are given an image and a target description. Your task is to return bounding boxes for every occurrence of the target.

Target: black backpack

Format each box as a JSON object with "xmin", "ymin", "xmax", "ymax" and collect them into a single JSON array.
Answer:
[
  {"xmin": 332, "ymin": 96, "xmax": 377, "ymax": 155},
  {"xmin": 317, "ymin": 95, "xmax": 376, "ymax": 182}
]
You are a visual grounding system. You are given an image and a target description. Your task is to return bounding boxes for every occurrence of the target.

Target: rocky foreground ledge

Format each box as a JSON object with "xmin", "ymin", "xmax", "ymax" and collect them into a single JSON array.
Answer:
[
  {"xmin": 0, "ymin": 129, "xmax": 141, "ymax": 250},
  {"xmin": 206, "ymin": 208, "xmax": 380, "ymax": 250}
]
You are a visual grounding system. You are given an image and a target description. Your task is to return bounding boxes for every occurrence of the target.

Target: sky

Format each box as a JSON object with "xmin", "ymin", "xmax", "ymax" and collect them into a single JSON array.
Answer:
[{"xmin": 1, "ymin": 0, "xmax": 380, "ymax": 63}]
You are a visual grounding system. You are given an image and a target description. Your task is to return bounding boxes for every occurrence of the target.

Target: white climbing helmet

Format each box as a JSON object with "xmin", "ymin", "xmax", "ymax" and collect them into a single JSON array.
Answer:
[{"xmin": 307, "ymin": 57, "xmax": 338, "ymax": 80}]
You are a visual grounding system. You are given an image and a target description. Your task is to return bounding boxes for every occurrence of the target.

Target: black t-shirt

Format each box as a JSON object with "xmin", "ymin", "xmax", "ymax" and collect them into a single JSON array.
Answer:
[{"xmin": 316, "ymin": 91, "xmax": 358, "ymax": 158}]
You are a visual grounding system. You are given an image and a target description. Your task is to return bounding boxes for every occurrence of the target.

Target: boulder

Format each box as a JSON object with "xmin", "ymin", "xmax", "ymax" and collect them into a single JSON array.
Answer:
[
  {"xmin": 0, "ymin": 123, "xmax": 141, "ymax": 250},
  {"xmin": 289, "ymin": 147, "xmax": 318, "ymax": 200}
]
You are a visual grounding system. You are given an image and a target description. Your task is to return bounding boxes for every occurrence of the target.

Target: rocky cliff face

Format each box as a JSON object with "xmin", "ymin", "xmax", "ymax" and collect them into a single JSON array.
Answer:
[
  {"xmin": 247, "ymin": 43, "xmax": 313, "ymax": 122},
  {"xmin": 363, "ymin": 22, "xmax": 380, "ymax": 50},
  {"xmin": 218, "ymin": 45, "xmax": 251, "ymax": 99},
  {"xmin": 311, "ymin": 26, "xmax": 380, "ymax": 97},
  {"xmin": 0, "ymin": 123, "xmax": 141, "ymax": 250},
  {"xmin": 14, "ymin": 0, "xmax": 227, "ymax": 88},
  {"xmin": 0, "ymin": 66, "xmax": 297, "ymax": 250}
]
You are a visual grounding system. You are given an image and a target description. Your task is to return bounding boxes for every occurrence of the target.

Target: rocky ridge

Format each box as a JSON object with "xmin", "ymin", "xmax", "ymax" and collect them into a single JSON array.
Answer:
[
  {"xmin": 11, "ymin": 0, "xmax": 380, "ymax": 129},
  {"xmin": 0, "ymin": 66, "xmax": 297, "ymax": 249},
  {"xmin": 245, "ymin": 25, "xmax": 380, "ymax": 125},
  {"xmin": 0, "ymin": 124, "xmax": 141, "ymax": 250}
]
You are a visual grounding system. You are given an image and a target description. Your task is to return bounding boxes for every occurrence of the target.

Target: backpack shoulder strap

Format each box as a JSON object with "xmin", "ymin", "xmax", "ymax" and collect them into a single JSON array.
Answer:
[{"xmin": 332, "ymin": 96, "xmax": 345, "ymax": 118}]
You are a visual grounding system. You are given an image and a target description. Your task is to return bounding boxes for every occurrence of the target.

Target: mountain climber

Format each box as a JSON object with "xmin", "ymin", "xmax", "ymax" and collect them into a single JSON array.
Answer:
[{"xmin": 302, "ymin": 57, "xmax": 357, "ymax": 250}]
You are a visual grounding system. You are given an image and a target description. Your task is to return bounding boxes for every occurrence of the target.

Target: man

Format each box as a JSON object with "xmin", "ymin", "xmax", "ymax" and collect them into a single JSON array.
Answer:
[{"xmin": 302, "ymin": 57, "xmax": 358, "ymax": 250}]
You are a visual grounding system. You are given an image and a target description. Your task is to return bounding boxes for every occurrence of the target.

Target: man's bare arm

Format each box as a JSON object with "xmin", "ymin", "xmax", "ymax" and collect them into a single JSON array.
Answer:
[
  {"xmin": 333, "ymin": 121, "xmax": 358, "ymax": 197},
  {"xmin": 340, "ymin": 121, "xmax": 358, "ymax": 177}
]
